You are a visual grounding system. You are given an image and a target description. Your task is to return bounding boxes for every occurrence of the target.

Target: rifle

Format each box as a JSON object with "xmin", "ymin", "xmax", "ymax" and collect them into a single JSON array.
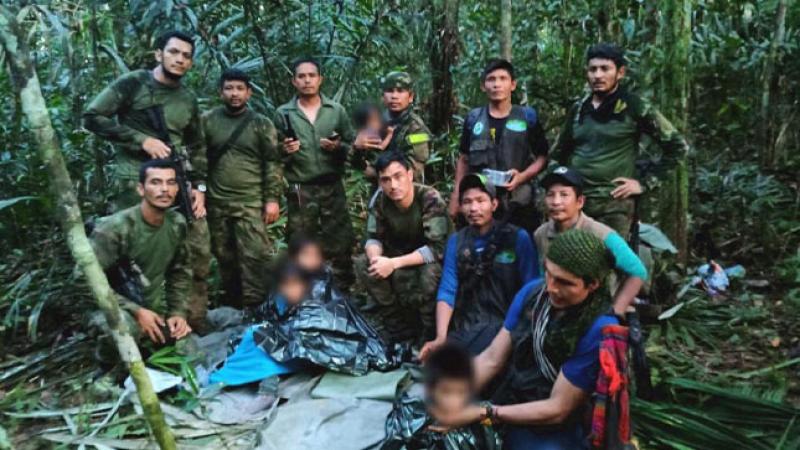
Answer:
[
  {"xmin": 144, "ymin": 105, "xmax": 195, "ymax": 222},
  {"xmin": 106, "ymin": 259, "xmax": 151, "ymax": 306}
]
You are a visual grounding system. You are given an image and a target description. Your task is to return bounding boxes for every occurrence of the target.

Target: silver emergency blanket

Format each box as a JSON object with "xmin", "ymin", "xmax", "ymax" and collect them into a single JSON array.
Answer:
[
  {"xmin": 381, "ymin": 394, "xmax": 503, "ymax": 450},
  {"xmin": 253, "ymin": 271, "xmax": 408, "ymax": 375}
]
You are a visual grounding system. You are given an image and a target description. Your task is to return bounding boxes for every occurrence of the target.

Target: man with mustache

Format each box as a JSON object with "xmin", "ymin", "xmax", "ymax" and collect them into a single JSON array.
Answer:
[
  {"xmin": 89, "ymin": 160, "xmax": 193, "ymax": 359},
  {"xmin": 83, "ymin": 30, "xmax": 211, "ymax": 333},
  {"xmin": 353, "ymin": 152, "xmax": 450, "ymax": 344},
  {"xmin": 276, "ymin": 57, "xmax": 357, "ymax": 290},
  {"xmin": 203, "ymin": 69, "xmax": 283, "ymax": 309},
  {"xmin": 420, "ymin": 173, "xmax": 538, "ymax": 359},
  {"xmin": 353, "ymin": 71, "xmax": 432, "ymax": 181},
  {"xmin": 553, "ymin": 43, "xmax": 689, "ymax": 237},
  {"xmin": 449, "ymin": 59, "xmax": 549, "ymax": 233}
]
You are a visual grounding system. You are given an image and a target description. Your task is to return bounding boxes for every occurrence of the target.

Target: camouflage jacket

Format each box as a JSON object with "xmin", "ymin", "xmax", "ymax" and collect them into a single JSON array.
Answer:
[{"xmin": 384, "ymin": 108, "xmax": 432, "ymax": 165}]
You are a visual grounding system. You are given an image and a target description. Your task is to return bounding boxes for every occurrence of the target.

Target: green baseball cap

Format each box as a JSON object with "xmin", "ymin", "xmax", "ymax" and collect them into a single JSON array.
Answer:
[{"xmin": 381, "ymin": 71, "xmax": 413, "ymax": 91}]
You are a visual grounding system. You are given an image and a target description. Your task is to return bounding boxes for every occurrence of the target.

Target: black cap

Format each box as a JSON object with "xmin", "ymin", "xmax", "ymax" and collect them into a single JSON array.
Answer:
[
  {"xmin": 459, "ymin": 173, "xmax": 497, "ymax": 201},
  {"xmin": 541, "ymin": 166, "xmax": 584, "ymax": 190}
]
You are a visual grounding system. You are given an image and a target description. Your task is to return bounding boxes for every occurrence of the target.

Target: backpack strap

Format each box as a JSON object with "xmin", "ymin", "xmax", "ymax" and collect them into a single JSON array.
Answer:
[{"xmin": 208, "ymin": 110, "xmax": 256, "ymax": 169}]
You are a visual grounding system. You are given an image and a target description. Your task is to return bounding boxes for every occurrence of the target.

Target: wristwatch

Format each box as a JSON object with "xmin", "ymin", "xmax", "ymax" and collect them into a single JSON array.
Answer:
[
  {"xmin": 479, "ymin": 401, "xmax": 496, "ymax": 426},
  {"xmin": 196, "ymin": 183, "xmax": 207, "ymax": 193}
]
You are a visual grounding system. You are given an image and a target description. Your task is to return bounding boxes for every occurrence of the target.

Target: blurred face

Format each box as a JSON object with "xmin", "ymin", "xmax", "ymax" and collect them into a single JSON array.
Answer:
[
  {"xmin": 382, "ymin": 87, "xmax": 414, "ymax": 113},
  {"xmin": 155, "ymin": 37, "xmax": 194, "ymax": 79},
  {"xmin": 379, "ymin": 162, "xmax": 414, "ymax": 203},
  {"xmin": 137, "ymin": 167, "xmax": 178, "ymax": 210},
  {"xmin": 221, "ymin": 79, "xmax": 252, "ymax": 110},
  {"xmin": 279, "ymin": 277, "xmax": 307, "ymax": 306},
  {"xmin": 545, "ymin": 184, "xmax": 584, "ymax": 223},
  {"xmin": 481, "ymin": 69, "xmax": 516, "ymax": 103},
  {"xmin": 544, "ymin": 259, "xmax": 599, "ymax": 309},
  {"xmin": 295, "ymin": 244, "xmax": 324, "ymax": 274},
  {"xmin": 586, "ymin": 58, "xmax": 625, "ymax": 95},
  {"xmin": 428, "ymin": 378, "xmax": 471, "ymax": 415},
  {"xmin": 292, "ymin": 62, "xmax": 322, "ymax": 96},
  {"xmin": 461, "ymin": 188, "xmax": 497, "ymax": 229},
  {"xmin": 365, "ymin": 110, "xmax": 383, "ymax": 133}
]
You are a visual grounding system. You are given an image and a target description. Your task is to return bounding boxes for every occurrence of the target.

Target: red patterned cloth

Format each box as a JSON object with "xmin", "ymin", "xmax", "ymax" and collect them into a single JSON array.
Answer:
[{"xmin": 590, "ymin": 324, "xmax": 633, "ymax": 449}]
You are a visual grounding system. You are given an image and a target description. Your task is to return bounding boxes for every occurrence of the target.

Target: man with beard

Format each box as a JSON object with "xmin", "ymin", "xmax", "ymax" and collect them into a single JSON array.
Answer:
[
  {"xmin": 276, "ymin": 57, "xmax": 357, "ymax": 290},
  {"xmin": 449, "ymin": 59, "xmax": 549, "ymax": 233},
  {"xmin": 353, "ymin": 152, "xmax": 450, "ymax": 344},
  {"xmin": 420, "ymin": 173, "xmax": 538, "ymax": 359},
  {"xmin": 83, "ymin": 30, "xmax": 211, "ymax": 333},
  {"xmin": 353, "ymin": 71, "xmax": 432, "ymax": 181},
  {"xmin": 203, "ymin": 69, "xmax": 282, "ymax": 309},
  {"xmin": 89, "ymin": 160, "xmax": 193, "ymax": 359},
  {"xmin": 553, "ymin": 43, "xmax": 689, "ymax": 237}
]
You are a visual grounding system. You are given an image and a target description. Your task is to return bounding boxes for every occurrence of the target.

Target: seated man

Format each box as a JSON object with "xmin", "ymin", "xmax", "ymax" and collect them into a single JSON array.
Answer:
[
  {"xmin": 431, "ymin": 230, "xmax": 620, "ymax": 450},
  {"xmin": 354, "ymin": 152, "xmax": 450, "ymax": 344},
  {"xmin": 381, "ymin": 343, "xmax": 502, "ymax": 450},
  {"xmin": 421, "ymin": 174, "xmax": 538, "ymax": 358},
  {"xmin": 89, "ymin": 160, "xmax": 193, "ymax": 359},
  {"xmin": 535, "ymin": 166, "xmax": 647, "ymax": 315}
]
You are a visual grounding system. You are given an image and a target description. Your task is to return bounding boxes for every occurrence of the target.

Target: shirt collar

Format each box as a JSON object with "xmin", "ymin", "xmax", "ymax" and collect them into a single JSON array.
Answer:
[
  {"xmin": 546, "ymin": 212, "xmax": 588, "ymax": 238},
  {"xmin": 287, "ymin": 94, "xmax": 335, "ymax": 110}
]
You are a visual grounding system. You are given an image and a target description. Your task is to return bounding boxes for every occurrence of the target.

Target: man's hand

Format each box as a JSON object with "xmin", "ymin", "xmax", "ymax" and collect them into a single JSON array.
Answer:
[
  {"xmin": 320, "ymin": 136, "xmax": 341, "ymax": 152},
  {"xmin": 428, "ymin": 403, "xmax": 484, "ymax": 433},
  {"xmin": 354, "ymin": 131, "xmax": 383, "ymax": 151},
  {"xmin": 419, "ymin": 336, "xmax": 446, "ymax": 362},
  {"xmin": 134, "ymin": 308, "xmax": 167, "ymax": 344},
  {"xmin": 283, "ymin": 138, "xmax": 300, "ymax": 154},
  {"xmin": 610, "ymin": 177, "xmax": 643, "ymax": 199},
  {"xmin": 166, "ymin": 316, "xmax": 192, "ymax": 340},
  {"xmin": 505, "ymin": 169, "xmax": 524, "ymax": 191},
  {"xmin": 368, "ymin": 256, "xmax": 395, "ymax": 279},
  {"xmin": 448, "ymin": 192, "xmax": 460, "ymax": 220},
  {"xmin": 142, "ymin": 137, "xmax": 172, "ymax": 159},
  {"xmin": 263, "ymin": 201, "xmax": 280, "ymax": 224},
  {"xmin": 191, "ymin": 189, "xmax": 206, "ymax": 218}
]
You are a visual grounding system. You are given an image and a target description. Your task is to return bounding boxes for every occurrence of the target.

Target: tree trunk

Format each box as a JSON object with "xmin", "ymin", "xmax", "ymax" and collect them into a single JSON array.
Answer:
[
  {"xmin": 656, "ymin": 0, "xmax": 691, "ymax": 261},
  {"xmin": 0, "ymin": 7, "xmax": 176, "ymax": 450},
  {"xmin": 429, "ymin": 0, "xmax": 460, "ymax": 135},
  {"xmin": 500, "ymin": 0, "xmax": 512, "ymax": 61},
  {"xmin": 760, "ymin": 0, "xmax": 789, "ymax": 169}
]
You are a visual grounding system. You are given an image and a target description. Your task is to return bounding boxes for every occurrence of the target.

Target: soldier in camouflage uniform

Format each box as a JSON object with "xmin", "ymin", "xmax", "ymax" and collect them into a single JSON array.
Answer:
[
  {"xmin": 83, "ymin": 30, "xmax": 211, "ymax": 332},
  {"xmin": 353, "ymin": 71, "xmax": 432, "ymax": 181},
  {"xmin": 203, "ymin": 69, "xmax": 283, "ymax": 308},
  {"xmin": 88, "ymin": 160, "xmax": 193, "ymax": 357},
  {"xmin": 553, "ymin": 43, "xmax": 689, "ymax": 237},
  {"xmin": 276, "ymin": 57, "xmax": 357, "ymax": 290},
  {"xmin": 354, "ymin": 152, "xmax": 450, "ymax": 344}
]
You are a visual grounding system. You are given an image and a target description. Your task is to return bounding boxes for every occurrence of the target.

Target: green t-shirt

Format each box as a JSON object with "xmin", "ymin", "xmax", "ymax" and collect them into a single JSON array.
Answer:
[
  {"xmin": 366, "ymin": 184, "xmax": 450, "ymax": 260},
  {"xmin": 203, "ymin": 106, "xmax": 283, "ymax": 213},
  {"xmin": 83, "ymin": 69, "xmax": 206, "ymax": 183},
  {"xmin": 90, "ymin": 206, "xmax": 191, "ymax": 317}
]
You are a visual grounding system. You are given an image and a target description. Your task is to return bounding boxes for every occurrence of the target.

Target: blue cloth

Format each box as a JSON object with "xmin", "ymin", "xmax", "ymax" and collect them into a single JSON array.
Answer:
[
  {"xmin": 437, "ymin": 227, "xmax": 538, "ymax": 306},
  {"xmin": 502, "ymin": 280, "xmax": 619, "ymax": 392},
  {"xmin": 504, "ymin": 424, "xmax": 588, "ymax": 450},
  {"xmin": 604, "ymin": 232, "xmax": 648, "ymax": 280},
  {"xmin": 208, "ymin": 326, "xmax": 294, "ymax": 386}
]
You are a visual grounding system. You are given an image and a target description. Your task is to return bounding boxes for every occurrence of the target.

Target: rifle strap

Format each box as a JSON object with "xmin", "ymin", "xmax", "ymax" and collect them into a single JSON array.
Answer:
[{"xmin": 208, "ymin": 110, "xmax": 256, "ymax": 169}]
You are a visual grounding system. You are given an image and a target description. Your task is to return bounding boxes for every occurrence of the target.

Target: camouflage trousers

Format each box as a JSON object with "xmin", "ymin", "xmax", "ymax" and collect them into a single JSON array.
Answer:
[
  {"xmin": 109, "ymin": 177, "xmax": 212, "ymax": 333},
  {"xmin": 353, "ymin": 255, "xmax": 440, "ymax": 344},
  {"xmin": 286, "ymin": 180, "xmax": 355, "ymax": 291},
  {"xmin": 208, "ymin": 206, "xmax": 272, "ymax": 308},
  {"xmin": 584, "ymin": 195, "xmax": 635, "ymax": 239}
]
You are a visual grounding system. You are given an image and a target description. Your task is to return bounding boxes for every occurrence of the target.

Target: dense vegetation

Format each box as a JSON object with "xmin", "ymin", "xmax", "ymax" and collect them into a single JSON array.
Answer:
[{"xmin": 1, "ymin": 1, "xmax": 799, "ymax": 449}]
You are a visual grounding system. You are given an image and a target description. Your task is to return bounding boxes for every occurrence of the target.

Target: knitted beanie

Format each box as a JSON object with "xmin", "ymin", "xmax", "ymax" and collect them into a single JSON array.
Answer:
[{"xmin": 546, "ymin": 229, "xmax": 613, "ymax": 282}]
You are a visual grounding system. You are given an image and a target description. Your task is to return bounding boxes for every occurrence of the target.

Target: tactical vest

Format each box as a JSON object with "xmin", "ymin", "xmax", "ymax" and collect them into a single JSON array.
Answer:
[
  {"xmin": 452, "ymin": 222, "xmax": 522, "ymax": 332},
  {"xmin": 466, "ymin": 105, "xmax": 534, "ymax": 173},
  {"xmin": 494, "ymin": 287, "xmax": 609, "ymax": 406}
]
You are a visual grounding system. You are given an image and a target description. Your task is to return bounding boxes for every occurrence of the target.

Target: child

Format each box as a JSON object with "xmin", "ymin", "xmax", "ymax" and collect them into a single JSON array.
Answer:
[
  {"xmin": 352, "ymin": 102, "xmax": 394, "ymax": 180},
  {"xmin": 381, "ymin": 343, "xmax": 502, "ymax": 449}
]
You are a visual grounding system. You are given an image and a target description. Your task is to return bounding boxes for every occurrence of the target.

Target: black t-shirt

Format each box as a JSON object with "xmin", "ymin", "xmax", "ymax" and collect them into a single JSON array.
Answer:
[{"xmin": 459, "ymin": 106, "xmax": 549, "ymax": 160}]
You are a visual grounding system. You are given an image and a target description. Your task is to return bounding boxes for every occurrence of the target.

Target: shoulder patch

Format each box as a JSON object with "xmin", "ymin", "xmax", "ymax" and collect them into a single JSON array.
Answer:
[
  {"xmin": 506, "ymin": 119, "xmax": 528, "ymax": 132},
  {"xmin": 407, "ymin": 132, "xmax": 430, "ymax": 145}
]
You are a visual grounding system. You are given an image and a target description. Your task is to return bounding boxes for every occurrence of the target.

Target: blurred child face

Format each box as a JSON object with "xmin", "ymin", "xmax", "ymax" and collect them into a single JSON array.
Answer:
[
  {"xmin": 365, "ymin": 110, "xmax": 383, "ymax": 133},
  {"xmin": 428, "ymin": 378, "xmax": 472, "ymax": 415},
  {"xmin": 295, "ymin": 244, "xmax": 324, "ymax": 274},
  {"xmin": 279, "ymin": 276, "xmax": 307, "ymax": 306}
]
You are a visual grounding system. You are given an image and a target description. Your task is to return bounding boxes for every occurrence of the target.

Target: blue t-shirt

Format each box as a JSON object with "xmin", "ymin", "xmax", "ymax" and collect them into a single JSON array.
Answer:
[
  {"xmin": 437, "ymin": 227, "xmax": 538, "ymax": 307},
  {"xmin": 503, "ymin": 279, "xmax": 619, "ymax": 392}
]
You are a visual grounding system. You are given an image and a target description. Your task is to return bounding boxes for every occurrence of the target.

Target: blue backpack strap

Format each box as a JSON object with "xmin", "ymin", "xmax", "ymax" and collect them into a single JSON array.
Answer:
[{"xmin": 522, "ymin": 106, "xmax": 539, "ymax": 129}]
